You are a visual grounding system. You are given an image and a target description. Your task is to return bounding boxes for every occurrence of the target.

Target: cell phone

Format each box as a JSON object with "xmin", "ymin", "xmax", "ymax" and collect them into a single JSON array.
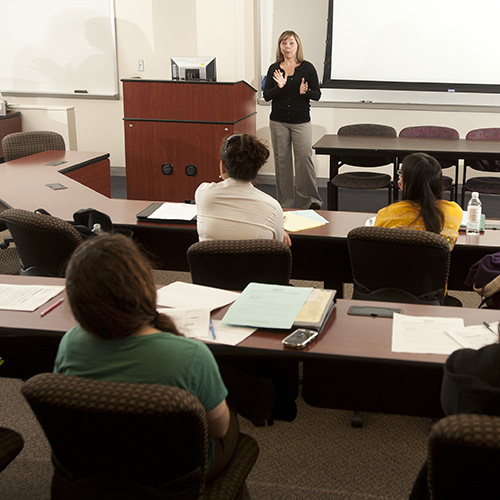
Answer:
[
  {"xmin": 282, "ymin": 329, "xmax": 319, "ymax": 349},
  {"xmin": 347, "ymin": 306, "xmax": 402, "ymax": 318}
]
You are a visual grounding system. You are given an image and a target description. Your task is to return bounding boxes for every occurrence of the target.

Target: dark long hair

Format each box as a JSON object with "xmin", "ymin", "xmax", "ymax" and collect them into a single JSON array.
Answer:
[
  {"xmin": 65, "ymin": 233, "xmax": 180, "ymax": 339},
  {"xmin": 401, "ymin": 153, "xmax": 445, "ymax": 234}
]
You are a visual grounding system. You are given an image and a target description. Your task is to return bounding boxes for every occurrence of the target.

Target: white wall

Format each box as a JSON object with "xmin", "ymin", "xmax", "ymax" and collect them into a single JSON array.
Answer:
[{"xmin": 5, "ymin": 0, "xmax": 500, "ymax": 183}]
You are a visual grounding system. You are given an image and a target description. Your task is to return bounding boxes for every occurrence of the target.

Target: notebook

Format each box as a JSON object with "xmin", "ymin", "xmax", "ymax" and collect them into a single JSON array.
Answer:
[{"xmin": 136, "ymin": 202, "xmax": 197, "ymax": 224}]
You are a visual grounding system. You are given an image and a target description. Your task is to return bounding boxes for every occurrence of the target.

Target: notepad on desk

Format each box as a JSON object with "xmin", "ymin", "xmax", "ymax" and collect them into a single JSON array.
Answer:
[{"xmin": 137, "ymin": 202, "xmax": 197, "ymax": 223}]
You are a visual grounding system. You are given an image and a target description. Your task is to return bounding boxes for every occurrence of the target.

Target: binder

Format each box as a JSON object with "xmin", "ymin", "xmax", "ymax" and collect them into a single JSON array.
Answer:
[{"xmin": 293, "ymin": 289, "xmax": 337, "ymax": 332}]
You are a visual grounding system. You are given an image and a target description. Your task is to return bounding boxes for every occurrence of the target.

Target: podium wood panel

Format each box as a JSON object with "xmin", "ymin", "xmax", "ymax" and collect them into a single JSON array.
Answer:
[{"xmin": 122, "ymin": 80, "xmax": 256, "ymax": 202}]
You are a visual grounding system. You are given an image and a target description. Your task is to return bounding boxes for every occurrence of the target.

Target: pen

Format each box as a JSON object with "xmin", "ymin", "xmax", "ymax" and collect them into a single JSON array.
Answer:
[
  {"xmin": 40, "ymin": 298, "xmax": 64, "ymax": 317},
  {"xmin": 209, "ymin": 319, "xmax": 216, "ymax": 340},
  {"xmin": 483, "ymin": 321, "xmax": 496, "ymax": 334}
]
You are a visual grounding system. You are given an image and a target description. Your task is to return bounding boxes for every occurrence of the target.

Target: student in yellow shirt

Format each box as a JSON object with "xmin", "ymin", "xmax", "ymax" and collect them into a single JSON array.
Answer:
[{"xmin": 374, "ymin": 152, "xmax": 463, "ymax": 250}]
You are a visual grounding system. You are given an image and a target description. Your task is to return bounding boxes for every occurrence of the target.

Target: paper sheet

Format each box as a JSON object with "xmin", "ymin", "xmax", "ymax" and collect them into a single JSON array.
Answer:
[
  {"xmin": 156, "ymin": 282, "xmax": 240, "ymax": 311},
  {"xmin": 158, "ymin": 308, "xmax": 255, "ymax": 346},
  {"xmin": 446, "ymin": 322, "xmax": 499, "ymax": 350},
  {"xmin": 159, "ymin": 307, "xmax": 211, "ymax": 339},
  {"xmin": 392, "ymin": 313, "xmax": 465, "ymax": 355},
  {"xmin": 209, "ymin": 319, "xmax": 256, "ymax": 346},
  {"xmin": 284, "ymin": 212, "xmax": 328, "ymax": 232},
  {"xmin": 0, "ymin": 284, "xmax": 65, "ymax": 312},
  {"xmin": 222, "ymin": 283, "xmax": 313, "ymax": 329},
  {"xmin": 148, "ymin": 202, "xmax": 197, "ymax": 221}
]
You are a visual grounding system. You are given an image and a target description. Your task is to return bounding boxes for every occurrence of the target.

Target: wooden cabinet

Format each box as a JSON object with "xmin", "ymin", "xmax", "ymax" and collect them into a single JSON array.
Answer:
[
  {"xmin": 122, "ymin": 80, "xmax": 256, "ymax": 202},
  {"xmin": 0, "ymin": 111, "xmax": 22, "ymax": 160}
]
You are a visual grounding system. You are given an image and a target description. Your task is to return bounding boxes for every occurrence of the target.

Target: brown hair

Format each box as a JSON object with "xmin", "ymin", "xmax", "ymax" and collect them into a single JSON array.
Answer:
[
  {"xmin": 220, "ymin": 133, "xmax": 270, "ymax": 181},
  {"xmin": 275, "ymin": 30, "xmax": 304, "ymax": 64},
  {"xmin": 401, "ymin": 153, "xmax": 445, "ymax": 234},
  {"xmin": 65, "ymin": 233, "xmax": 180, "ymax": 339}
]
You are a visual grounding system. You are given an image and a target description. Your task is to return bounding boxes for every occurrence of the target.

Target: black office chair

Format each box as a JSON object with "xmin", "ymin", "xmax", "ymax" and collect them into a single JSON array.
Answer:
[
  {"xmin": 461, "ymin": 127, "xmax": 500, "ymax": 207},
  {"xmin": 22, "ymin": 373, "xmax": 259, "ymax": 500},
  {"xmin": 0, "ymin": 427, "xmax": 24, "ymax": 474},
  {"xmin": 187, "ymin": 239, "xmax": 292, "ymax": 291},
  {"xmin": 2, "ymin": 130, "xmax": 66, "ymax": 162},
  {"xmin": 347, "ymin": 226, "xmax": 450, "ymax": 305},
  {"xmin": 0, "ymin": 208, "xmax": 84, "ymax": 277},
  {"xmin": 330, "ymin": 124, "xmax": 397, "ymax": 211},
  {"xmin": 398, "ymin": 126, "xmax": 459, "ymax": 201}
]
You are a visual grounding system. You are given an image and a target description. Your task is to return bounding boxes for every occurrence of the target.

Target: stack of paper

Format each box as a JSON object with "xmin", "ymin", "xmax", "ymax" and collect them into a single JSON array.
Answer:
[
  {"xmin": 156, "ymin": 281, "xmax": 239, "ymax": 311},
  {"xmin": 446, "ymin": 322, "xmax": 499, "ymax": 350},
  {"xmin": 283, "ymin": 210, "xmax": 328, "ymax": 232},
  {"xmin": 0, "ymin": 284, "xmax": 65, "ymax": 312},
  {"xmin": 293, "ymin": 289, "xmax": 336, "ymax": 331},
  {"xmin": 221, "ymin": 283, "xmax": 336, "ymax": 331},
  {"xmin": 222, "ymin": 283, "xmax": 313, "ymax": 329}
]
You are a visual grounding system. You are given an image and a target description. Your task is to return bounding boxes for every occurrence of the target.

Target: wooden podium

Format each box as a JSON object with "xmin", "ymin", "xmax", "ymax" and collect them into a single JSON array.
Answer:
[{"xmin": 122, "ymin": 80, "xmax": 257, "ymax": 202}]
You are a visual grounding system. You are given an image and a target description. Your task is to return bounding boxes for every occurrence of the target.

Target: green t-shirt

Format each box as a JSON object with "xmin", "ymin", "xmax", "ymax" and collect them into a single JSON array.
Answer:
[{"xmin": 54, "ymin": 325, "xmax": 228, "ymax": 468}]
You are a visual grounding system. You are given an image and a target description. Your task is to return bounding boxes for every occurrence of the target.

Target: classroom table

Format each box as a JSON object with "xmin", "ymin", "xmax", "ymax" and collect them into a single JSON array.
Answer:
[
  {"xmin": 1, "ymin": 151, "xmax": 500, "ymax": 296},
  {"xmin": 0, "ymin": 274, "xmax": 498, "ymax": 418},
  {"xmin": 313, "ymin": 134, "xmax": 500, "ymax": 209}
]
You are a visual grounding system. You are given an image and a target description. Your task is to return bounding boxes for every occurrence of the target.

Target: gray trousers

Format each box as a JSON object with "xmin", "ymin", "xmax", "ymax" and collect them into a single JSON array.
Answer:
[{"xmin": 269, "ymin": 120, "xmax": 322, "ymax": 209}]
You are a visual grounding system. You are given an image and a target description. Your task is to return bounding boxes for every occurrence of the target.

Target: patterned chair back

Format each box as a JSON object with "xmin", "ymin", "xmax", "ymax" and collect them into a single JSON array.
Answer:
[
  {"xmin": 338, "ymin": 123, "xmax": 397, "ymax": 167},
  {"xmin": 348, "ymin": 226, "xmax": 450, "ymax": 305},
  {"xmin": 0, "ymin": 208, "xmax": 83, "ymax": 277},
  {"xmin": 187, "ymin": 239, "xmax": 292, "ymax": 291},
  {"xmin": 2, "ymin": 131, "xmax": 65, "ymax": 162},
  {"xmin": 428, "ymin": 414, "xmax": 500, "ymax": 499},
  {"xmin": 22, "ymin": 373, "xmax": 208, "ymax": 500},
  {"xmin": 464, "ymin": 128, "xmax": 500, "ymax": 172},
  {"xmin": 0, "ymin": 427, "xmax": 23, "ymax": 474}
]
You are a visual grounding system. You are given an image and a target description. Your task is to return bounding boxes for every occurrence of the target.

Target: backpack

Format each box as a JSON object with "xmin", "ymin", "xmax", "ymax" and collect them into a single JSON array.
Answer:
[{"xmin": 465, "ymin": 252, "xmax": 500, "ymax": 308}]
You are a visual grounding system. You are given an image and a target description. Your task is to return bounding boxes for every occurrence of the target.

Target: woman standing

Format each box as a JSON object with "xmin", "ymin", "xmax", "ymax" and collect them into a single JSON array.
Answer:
[{"xmin": 264, "ymin": 30, "xmax": 323, "ymax": 209}]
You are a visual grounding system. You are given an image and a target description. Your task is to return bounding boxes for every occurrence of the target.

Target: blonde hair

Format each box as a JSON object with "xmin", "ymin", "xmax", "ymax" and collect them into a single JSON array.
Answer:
[{"xmin": 275, "ymin": 30, "xmax": 304, "ymax": 64}]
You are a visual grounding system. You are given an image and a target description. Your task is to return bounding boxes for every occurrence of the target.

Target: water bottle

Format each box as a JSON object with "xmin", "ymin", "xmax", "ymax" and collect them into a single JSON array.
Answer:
[
  {"xmin": 466, "ymin": 192, "xmax": 482, "ymax": 235},
  {"xmin": 92, "ymin": 223, "xmax": 104, "ymax": 235}
]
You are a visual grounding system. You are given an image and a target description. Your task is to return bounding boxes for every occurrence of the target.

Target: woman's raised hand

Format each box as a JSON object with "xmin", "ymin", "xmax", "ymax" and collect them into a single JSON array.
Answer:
[
  {"xmin": 299, "ymin": 78, "xmax": 308, "ymax": 95},
  {"xmin": 273, "ymin": 69, "xmax": 287, "ymax": 88}
]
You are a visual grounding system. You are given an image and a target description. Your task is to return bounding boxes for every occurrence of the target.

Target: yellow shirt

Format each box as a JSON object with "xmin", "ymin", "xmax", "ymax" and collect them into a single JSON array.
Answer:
[{"xmin": 374, "ymin": 200, "xmax": 463, "ymax": 250}]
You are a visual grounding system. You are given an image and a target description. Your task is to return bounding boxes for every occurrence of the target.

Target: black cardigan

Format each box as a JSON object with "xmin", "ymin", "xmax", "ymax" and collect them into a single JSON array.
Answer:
[{"xmin": 263, "ymin": 61, "xmax": 321, "ymax": 124}]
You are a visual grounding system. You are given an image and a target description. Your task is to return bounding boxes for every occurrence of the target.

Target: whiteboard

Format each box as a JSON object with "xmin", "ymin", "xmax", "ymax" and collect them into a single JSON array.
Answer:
[
  {"xmin": 258, "ymin": 0, "xmax": 500, "ymax": 108},
  {"xmin": 1, "ymin": 0, "xmax": 118, "ymax": 99}
]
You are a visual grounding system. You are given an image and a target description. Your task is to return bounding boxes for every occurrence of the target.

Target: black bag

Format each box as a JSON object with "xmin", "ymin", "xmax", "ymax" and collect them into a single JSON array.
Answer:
[
  {"xmin": 34, "ymin": 208, "xmax": 113, "ymax": 239},
  {"xmin": 72, "ymin": 208, "xmax": 113, "ymax": 235}
]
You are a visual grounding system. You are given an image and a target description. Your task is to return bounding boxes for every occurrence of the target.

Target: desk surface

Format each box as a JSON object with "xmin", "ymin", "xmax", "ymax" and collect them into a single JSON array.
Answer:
[
  {"xmin": 1, "ymin": 151, "xmax": 500, "ymax": 250},
  {"xmin": 2, "ymin": 274, "xmax": 500, "ymax": 366},
  {"xmin": 2, "ymin": 274, "xmax": 498, "ymax": 417},
  {"xmin": 313, "ymin": 134, "xmax": 500, "ymax": 159}
]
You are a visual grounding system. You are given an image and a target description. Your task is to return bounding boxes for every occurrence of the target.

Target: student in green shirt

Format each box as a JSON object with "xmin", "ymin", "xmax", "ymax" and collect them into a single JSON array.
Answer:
[{"xmin": 54, "ymin": 233, "xmax": 237, "ymax": 478}]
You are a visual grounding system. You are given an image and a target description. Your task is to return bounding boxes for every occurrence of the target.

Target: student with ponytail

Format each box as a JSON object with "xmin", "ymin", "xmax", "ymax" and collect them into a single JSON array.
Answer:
[{"xmin": 54, "ymin": 233, "xmax": 236, "ymax": 479}]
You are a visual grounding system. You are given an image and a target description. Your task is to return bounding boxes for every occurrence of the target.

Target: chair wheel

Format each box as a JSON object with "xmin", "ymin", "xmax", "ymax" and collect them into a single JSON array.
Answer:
[{"xmin": 351, "ymin": 411, "xmax": 364, "ymax": 428}]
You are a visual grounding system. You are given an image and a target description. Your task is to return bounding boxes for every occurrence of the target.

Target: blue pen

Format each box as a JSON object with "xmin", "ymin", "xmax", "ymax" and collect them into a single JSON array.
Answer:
[{"xmin": 209, "ymin": 320, "xmax": 216, "ymax": 340}]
